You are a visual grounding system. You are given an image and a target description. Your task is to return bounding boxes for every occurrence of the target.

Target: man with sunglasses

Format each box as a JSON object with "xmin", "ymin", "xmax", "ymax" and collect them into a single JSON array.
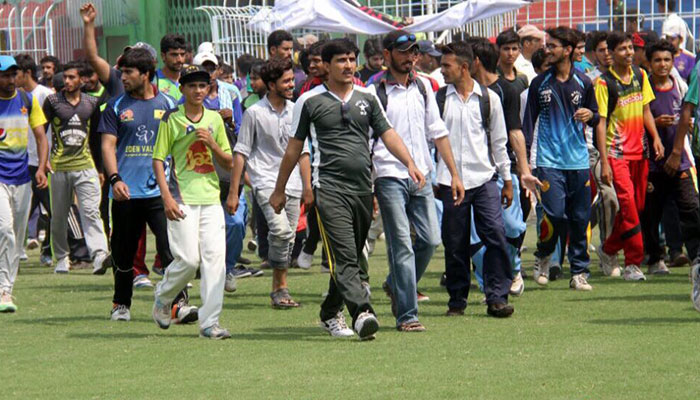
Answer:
[
  {"xmin": 523, "ymin": 27, "xmax": 600, "ymax": 291},
  {"xmin": 369, "ymin": 31, "xmax": 464, "ymax": 332},
  {"xmin": 269, "ymin": 38, "xmax": 424, "ymax": 340}
]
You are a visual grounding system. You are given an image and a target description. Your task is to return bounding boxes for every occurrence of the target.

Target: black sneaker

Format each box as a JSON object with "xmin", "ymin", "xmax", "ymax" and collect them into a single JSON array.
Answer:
[
  {"xmin": 237, "ymin": 256, "xmax": 252, "ymax": 265},
  {"xmin": 232, "ymin": 265, "xmax": 252, "ymax": 279},
  {"xmin": 246, "ymin": 266, "xmax": 264, "ymax": 277},
  {"xmin": 548, "ymin": 264, "xmax": 562, "ymax": 281}
]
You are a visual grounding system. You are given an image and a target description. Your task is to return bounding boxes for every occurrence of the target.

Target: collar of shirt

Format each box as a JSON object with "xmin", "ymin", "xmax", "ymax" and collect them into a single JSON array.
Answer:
[
  {"xmin": 609, "ymin": 65, "xmax": 634, "ymax": 85},
  {"xmin": 446, "ymin": 80, "xmax": 484, "ymax": 101},
  {"xmin": 323, "ymin": 83, "xmax": 355, "ymax": 103},
  {"xmin": 260, "ymin": 94, "xmax": 292, "ymax": 116},
  {"xmin": 380, "ymin": 69, "xmax": 418, "ymax": 86}
]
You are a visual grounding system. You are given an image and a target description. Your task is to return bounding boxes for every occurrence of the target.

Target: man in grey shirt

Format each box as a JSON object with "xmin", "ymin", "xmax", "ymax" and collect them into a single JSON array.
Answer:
[{"xmin": 227, "ymin": 58, "xmax": 312, "ymax": 309}]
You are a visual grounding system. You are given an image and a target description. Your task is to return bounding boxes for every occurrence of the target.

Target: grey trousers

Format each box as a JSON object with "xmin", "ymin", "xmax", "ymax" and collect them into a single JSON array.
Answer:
[
  {"xmin": 0, "ymin": 182, "xmax": 31, "ymax": 294},
  {"xmin": 50, "ymin": 169, "xmax": 108, "ymax": 261}
]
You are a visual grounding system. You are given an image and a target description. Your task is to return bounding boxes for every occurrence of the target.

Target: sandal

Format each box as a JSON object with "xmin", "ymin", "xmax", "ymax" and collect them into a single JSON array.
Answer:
[
  {"xmin": 270, "ymin": 288, "xmax": 300, "ymax": 309},
  {"xmin": 397, "ymin": 321, "xmax": 426, "ymax": 332}
]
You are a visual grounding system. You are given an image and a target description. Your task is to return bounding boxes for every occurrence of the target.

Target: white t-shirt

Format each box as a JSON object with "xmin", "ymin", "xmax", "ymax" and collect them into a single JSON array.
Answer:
[
  {"xmin": 27, "ymin": 84, "xmax": 53, "ymax": 167},
  {"xmin": 514, "ymin": 54, "xmax": 537, "ymax": 84}
]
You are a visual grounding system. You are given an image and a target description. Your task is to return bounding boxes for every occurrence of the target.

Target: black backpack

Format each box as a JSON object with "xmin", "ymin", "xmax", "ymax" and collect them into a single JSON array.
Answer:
[
  {"xmin": 435, "ymin": 83, "xmax": 491, "ymax": 142},
  {"xmin": 600, "ymin": 65, "xmax": 643, "ymax": 126}
]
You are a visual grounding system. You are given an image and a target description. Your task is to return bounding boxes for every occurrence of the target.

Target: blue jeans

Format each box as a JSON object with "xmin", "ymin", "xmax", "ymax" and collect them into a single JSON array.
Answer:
[
  {"xmin": 472, "ymin": 174, "xmax": 526, "ymax": 289},
  {"xmin": 224, "ymin": 191, "xmax": 247, "ymax": 274},
  {"xmin": 376, "ymin": 177, "xmax": 440, "ymax": 326}
]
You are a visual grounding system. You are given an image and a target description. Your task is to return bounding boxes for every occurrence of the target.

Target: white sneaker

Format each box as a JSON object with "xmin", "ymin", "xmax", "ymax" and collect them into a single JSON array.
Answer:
[
  {"xmin": 200, "ymin": 324, "xmax": 231, "ymax": 340},
  {"xmin": 296, "ymin": 251, "xmax": 313, "ymax": 270},
  {"xmin": 366, "ymin": 239, "xmax": 376, "ymax": 256},
  {"xmin": 92, "ymin": 251, "xmax": 112, "ymax": 275},
  {"xmin": 320, "ymin": 312, "xmax": 354, "ymax": 338},
  {"xmin": 0, "ymin": 291, "xmax": 17, "ymax": 313},
  {"xmin": 54, "ymin": 257, "xmax": 70, "ymax": 274},
  {"xmin": 110, "ymin": 304, "xmax": 131, "ymax": 321},
  {"xmin": 623, "ymin": 265, "xmax": 646, "ymax": 281},
  {"xmin": 133, "ymin": 275, "xmax": 153, "ymax": 288},
  {"xmin": 152, "ymin": 297, "xmax": 171, "ymax": 329},
  {"xmin": 691, "ymin": 264, "xmax": 700, "ymax": 312},
  {"xmin": 19, "ymin": 250, "xmax": 28, "ymax": 261},
  {"xmin": 597, "ymin": 247, "xmax": 620, "ymax": 277},
  {"xmin": 172, "ymin": 299, "xmax": 198, "ymax": 325},
  {"xmin": 509, "ymin": 272, "xmax": 524, "ymax": 296},
  {"xmin": 26, "ymin": 238, "xmax": 40, "ymax": 250},
  {"xmin": 647, "ymin": 260, "xmax": 670, "ymax": 275},
  {"xmin": 224, "ymin": 272, "xmax": 237, "ymax": 293},
  {"xmin": 533, "ymin": 255, "xmax": 550, "ymax": 286},
  {"xmin": 353, "ymin": 311, "xmax": 379, "ymax": 341},
  {"xmin": 570, "ymin": 273, "xmax": 593, "ymax": 291}
]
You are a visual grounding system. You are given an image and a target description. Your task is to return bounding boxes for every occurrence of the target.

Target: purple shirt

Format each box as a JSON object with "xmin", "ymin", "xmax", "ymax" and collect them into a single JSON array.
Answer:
[
  {"xmin": 674, "ymin": 51, "xmax": 696, "ymax": 82},
  {"xmin": 649, "ymin": 80, "xmax": 690, "ymax": 172}
]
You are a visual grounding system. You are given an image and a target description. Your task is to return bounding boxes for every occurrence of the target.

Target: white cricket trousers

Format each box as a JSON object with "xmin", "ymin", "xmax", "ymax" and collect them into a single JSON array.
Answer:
[
  {"xmin": 0, "ymin": 182, "xmax": 32, "ymax": 294},
  {"xmin": 156, "ymin": 204, "xmax": 226, "ymax": 329}
]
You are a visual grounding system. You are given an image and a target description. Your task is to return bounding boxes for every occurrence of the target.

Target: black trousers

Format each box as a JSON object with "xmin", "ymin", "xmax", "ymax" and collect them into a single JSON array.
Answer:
[
  {"xmin": 111, "ymin": 197, "xmax": 184, "ymax": 307},
  {"xmin": 252, "ymin": 194, "xmax": 269, "ymax": 260},
  {"xmin": 642, "ymin": 169, "xmax": 700, "ymax": 264},
  {"xmin": 317, "ymin": 189, "xmax": 374, "ymax": 325},
  {"xmin": 440, "ymin": 180, "xmax": 512, "ymax": 309},
  {"xmin": 100, "ymin": 179, "xmax": 111, "ymax": 247},
  {"xmin": 302, "ymin": 203, "xmax": 329, "ymax": 265}
]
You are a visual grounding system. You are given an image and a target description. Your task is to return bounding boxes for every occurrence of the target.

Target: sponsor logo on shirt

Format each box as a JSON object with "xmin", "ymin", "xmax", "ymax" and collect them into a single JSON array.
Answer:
[
  {"xmin": 617, "ymin": 92, "xmax": 643, "ymax": 108},
  {"xmin": 571, "ymin": 91, "xmax": 581, "ymax": 106},
  {"xmin": 540, "ymin": 88, "xmax": 552, "ymax": 104},
  {"xmin": 136, "ymin": 124, "xmax": 155, "ymax": 143},
  {"xmin": 355, "ymin": 99, "xmax": 369, "ymax": 116},
  {"xmin": 185, "ymin": 140, "xmax": 214, "ymax": 174},
  {"xmin": 20, "ymin": 106, "xmax": 27, "ymax": 115},
  {"xmin": 119, "ymin": 109, "xmax": 134, "ymax": 122},
  {"xmin": 154, "ymin": 109, "xmax": 165, "ymax": 120},
  {"xmin": 0, "ymin": 128, "xmax": 5, "ymax": 141}
]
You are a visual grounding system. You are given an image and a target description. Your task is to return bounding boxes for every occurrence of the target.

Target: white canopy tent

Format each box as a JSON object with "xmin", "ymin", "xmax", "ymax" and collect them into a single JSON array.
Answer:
[{"xmin": 247, "ymin": 0, "xmax": 528, "ymax": 35}]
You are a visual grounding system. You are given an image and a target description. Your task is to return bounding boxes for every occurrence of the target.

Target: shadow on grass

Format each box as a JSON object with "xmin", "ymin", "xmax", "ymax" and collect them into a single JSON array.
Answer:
[
  {"xmin": 13, "ymin": 315, "xmax": 107, "ymax": 325},
  {"xmin": 588, "ymin": 316, "xmax": 700, "ymax": 325},
  {"xmin": 67, "ymin": 332, "xmax": 195, "ymax": 339},
  {"xmin": 22, "ymin": 283, "xmax": 111, "ymax": 292},
  {"xmin": 567, "ymin": 293, "xmax": 688, "ymax": 302}
]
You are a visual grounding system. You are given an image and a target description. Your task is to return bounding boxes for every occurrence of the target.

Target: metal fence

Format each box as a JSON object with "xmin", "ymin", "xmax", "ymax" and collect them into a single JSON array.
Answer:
[
  {"xmin": 0, "ymin": 0, "xmax": 103, "ymax": 62},
  {"xmin": 198, "ymin": 0, "xmax": 699, "ymax": 71}
]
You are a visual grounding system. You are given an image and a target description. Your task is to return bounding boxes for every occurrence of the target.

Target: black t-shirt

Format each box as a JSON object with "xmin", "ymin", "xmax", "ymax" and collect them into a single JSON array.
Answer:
[{"xmin": 489, "ymin": 77, "xmax": 523, "ymax": 173}]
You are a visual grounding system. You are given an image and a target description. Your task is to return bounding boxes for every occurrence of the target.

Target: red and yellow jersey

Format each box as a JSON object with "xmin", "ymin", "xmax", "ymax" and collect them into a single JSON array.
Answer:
[{"xmin": 595, "ymin": 66, "xmax": 654, "ymax": 160}]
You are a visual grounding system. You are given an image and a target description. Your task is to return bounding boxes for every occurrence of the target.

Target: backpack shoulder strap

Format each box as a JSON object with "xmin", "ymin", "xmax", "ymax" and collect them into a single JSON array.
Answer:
[
  {"xmin": 478, "ymin": 83, "xmax": 491, "ymax": 138},
  {"xmin": 436, "ymin": 86, "xmax": 447, "ymax": 118},
  {"xmin": 631, "ymin": 65, "xmax": 643, "ymax": 86},
  {"xmin": 601, "ymin": 71, "xmax": 619, "ymax": 125},
  {"xmin": 374, "ymin": 81, "xmax": 388, "ymax": 112},
  {"xmin": 414, "ymin": 76, "xmax": 428, "ymax": 106}
]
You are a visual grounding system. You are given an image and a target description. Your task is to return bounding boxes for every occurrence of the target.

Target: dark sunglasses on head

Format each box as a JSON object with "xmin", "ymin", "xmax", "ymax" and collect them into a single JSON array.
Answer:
[
  {"xmin": 391, "ymin": 34, "xmax": 416, "ymax": 49},
  {"xmin": 340, "ymin": 102, "xmax": 351, "ymax": 126}
]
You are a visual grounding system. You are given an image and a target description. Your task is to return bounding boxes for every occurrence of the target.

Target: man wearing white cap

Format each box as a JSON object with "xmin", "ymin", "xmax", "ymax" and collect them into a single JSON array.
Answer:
[
  {"xmin": 515, "ymin": 24, "xmax": 545, "ymax": 84},
  {"xmin": 659, "ymin": 0, "xmax": 695, "ymax": 54},
  {"xmin": 660, "ymin": 2, "xmax": 696, "ymax": 82}
]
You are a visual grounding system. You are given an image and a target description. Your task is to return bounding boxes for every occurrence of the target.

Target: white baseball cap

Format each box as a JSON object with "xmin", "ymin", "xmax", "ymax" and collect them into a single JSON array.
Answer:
[{"xmin": 193, "ymin": 52, "xmax": 218, "ymax": 66}]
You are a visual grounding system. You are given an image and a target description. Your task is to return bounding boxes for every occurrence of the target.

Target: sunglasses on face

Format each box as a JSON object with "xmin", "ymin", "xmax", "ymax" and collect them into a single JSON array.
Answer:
[{"xmin": 341, "ymin": 102, "xmax": 351, "ymax": 126}]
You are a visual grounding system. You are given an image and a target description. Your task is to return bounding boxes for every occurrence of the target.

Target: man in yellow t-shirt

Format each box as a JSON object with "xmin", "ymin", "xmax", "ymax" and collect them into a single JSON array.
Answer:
[{"xmin": 594, "ymin": 31, "xmax": 664, "ymax": 282}]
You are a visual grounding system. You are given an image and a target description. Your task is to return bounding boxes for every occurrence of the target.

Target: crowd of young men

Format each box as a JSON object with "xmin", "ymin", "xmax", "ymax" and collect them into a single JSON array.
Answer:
[{"xmin": 2, "ymin": 1, "xmax": 700, "ymax": 340}]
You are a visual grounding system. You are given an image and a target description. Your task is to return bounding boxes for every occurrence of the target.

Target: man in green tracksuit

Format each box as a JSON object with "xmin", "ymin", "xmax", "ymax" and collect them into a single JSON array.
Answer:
[{"xmin": 270, "ymin": 38, "xmax": 424, "ymax": 341}]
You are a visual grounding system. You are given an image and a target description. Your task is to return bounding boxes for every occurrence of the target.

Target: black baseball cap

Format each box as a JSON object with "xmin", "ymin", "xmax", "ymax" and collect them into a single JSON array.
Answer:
[
  {"xmin": 179, "ymin": 64, "xmax": 210, "ymax": 85},
  {"xmin": 418, "ymin": 40, "xmax": 442, "ymax": 57},
  {"xmin": 383, "ymin": 30, "xmax": 418, "ymax": 52}
]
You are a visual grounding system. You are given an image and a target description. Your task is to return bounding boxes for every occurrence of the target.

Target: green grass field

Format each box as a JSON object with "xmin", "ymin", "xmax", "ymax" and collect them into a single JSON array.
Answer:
[{"xmin": 2, "ymin": 228, "xmax": 699, "ymax": 400}]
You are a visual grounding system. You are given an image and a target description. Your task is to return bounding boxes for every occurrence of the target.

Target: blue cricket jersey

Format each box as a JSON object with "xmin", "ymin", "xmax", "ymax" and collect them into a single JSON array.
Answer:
[
  {"xmin": 523, "ymin": 66, "xmax": 599, "ymax": 170},
  {"xmin": 97, "ymin": 92, "xmax": 176, "ymax": 199}
]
